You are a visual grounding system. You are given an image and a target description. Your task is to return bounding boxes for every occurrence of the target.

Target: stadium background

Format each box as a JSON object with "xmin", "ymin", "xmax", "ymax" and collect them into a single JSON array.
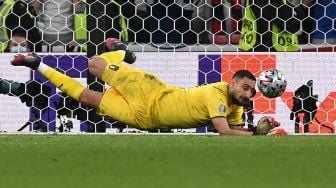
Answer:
[
  {"xmin": 1, "ymin": 1, "xmax": 336, "ymax": 188},
  {"xmin": 1, "ymin": 52, "xmax": 336, "ymax": 134}
]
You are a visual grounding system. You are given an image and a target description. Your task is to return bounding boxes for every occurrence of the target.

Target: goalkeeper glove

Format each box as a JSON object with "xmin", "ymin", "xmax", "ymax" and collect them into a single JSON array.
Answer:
[
  {"xmin": 267, "ymin": 127, "xmax": 288, "ymax": 136},
  {"xmin": 256, "ymin": 116, "xmax": 281, "ymax": 135},
  {"xmin": 105, "ymin": 38, "xmax": 127, "ymax": 51},
  {"xmin": 105, "ymin": 38, "xmax": 136, "ymax": 64}
]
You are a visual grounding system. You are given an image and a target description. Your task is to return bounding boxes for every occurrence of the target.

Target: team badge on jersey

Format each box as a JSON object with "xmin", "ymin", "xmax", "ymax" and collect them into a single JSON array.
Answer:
[
  {"xmin": 218, "ymin": 104, "xmax": 226, "ymax": 113},
  {"xmin": 109, "ymin": 64, "xmax": 119, "ymax": 71}
]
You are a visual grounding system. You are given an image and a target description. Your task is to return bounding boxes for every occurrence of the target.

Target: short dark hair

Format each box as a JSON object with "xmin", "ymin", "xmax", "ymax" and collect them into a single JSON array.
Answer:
[{"xmin": 232, "ymin": 70, "xmax": 256, "ymax": 81}]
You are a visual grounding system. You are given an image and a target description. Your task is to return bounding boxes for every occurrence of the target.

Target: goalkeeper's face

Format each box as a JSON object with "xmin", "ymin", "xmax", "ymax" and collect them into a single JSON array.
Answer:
[{"xmin": 230, "ymin": 77, "xmax": 256, "ymax": 106}]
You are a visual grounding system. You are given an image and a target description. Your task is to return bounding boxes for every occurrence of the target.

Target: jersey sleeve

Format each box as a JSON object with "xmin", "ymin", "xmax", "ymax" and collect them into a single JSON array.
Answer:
[{"xmin": 205, "ymin": 89, "xmax": 230, "ymax": 118}]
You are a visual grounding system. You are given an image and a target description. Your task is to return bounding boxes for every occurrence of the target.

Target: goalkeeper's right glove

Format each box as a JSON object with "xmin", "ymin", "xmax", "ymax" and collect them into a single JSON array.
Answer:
[
  {"xmin": 105, "ymin": 38, "xmax": 136, "ymax": 64},
  {"xmin": 105, "ymin": 38, "xmax": 127, "ymax": 51}
]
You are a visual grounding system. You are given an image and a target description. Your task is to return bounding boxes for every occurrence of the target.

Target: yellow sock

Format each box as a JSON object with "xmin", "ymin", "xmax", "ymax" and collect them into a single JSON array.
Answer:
[
  {"xmin": 42, "ymin": 67, "xmax": 85, "ymax": 101},
  {"xmin": 98, "ymin": 50, "xmax": 126, "ymax": 66}
]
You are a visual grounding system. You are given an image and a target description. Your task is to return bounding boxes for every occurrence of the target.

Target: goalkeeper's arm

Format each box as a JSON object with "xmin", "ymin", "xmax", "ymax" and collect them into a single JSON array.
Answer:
[
  {"xmin": 211, "ymin": 116, "xmax": 287, "ymax": 136},
  {"xmin": 211, "ymin": 117, "xmax": 254, "ymax": 136}
]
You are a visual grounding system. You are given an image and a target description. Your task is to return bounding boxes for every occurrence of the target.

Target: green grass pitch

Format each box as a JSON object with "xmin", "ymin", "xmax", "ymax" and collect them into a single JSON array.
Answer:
[{"xmin": 0, "ymin": 135, "xmax": 335, "ymax": 188}]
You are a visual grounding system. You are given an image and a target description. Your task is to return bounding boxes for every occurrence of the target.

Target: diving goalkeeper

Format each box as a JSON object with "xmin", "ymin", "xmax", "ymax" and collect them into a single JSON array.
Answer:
[{"xmin": 11, "ymin": 38, "xmax": 286, "ymax": 136}]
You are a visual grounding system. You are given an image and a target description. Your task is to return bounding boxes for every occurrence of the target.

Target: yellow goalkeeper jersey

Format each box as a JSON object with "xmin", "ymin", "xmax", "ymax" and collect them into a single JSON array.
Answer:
[
  {"xmin": 151, "ymin": 82, "xmax": 244, "ymax": 129},
  {"xmin": 96, "ymin": 51, "xmax": 244, "ymax": 130}
]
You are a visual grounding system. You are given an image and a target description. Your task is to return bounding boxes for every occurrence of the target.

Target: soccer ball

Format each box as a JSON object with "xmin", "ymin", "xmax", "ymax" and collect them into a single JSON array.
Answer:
[{"xmin": 257, "ymin": 69, "xmax": 287, "ymax": 98}]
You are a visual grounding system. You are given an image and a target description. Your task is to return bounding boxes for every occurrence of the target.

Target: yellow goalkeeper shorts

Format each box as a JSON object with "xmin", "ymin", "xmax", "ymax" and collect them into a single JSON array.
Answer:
[{"xmin": 96, "ymin": 64, "xmax": 166, "ymax": 129}]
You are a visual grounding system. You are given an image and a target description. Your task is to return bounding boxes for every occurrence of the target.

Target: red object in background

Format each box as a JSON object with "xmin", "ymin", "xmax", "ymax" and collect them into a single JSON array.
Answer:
[
  {"xmin": 210, "ymin": 35, "xmax": 229, "ymax": 44},
  {"xmin": 212, "ymin": 20, "xmax": 221, "ymax": 34},
  {"xmin": 232, "ymin": 0, "xmax": 241, "ymax": 10},
  {"xmin": 211, "ymin": 0, "xmax": 242, "ymax": 44},
  {"xmin": 212, "ymin": 0, "xmax": 221, "ymax": 5},
  {"xmin": 231, "ymin": 0, "xmax": 242, "ymax": 32}
]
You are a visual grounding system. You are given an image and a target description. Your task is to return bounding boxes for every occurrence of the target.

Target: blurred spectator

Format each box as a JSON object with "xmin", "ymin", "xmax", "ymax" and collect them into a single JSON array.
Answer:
[
  {"xmin": 6, "ymin": 32, "xmax": 31, "ymax": 53},
  {"xmin": 124, "ymin": 0, "xmax": 208, "ymax": 45},
  {"xmin": 0, "ymin": 0, "xmax": 14, "ymax": 52},
  {"xmin": 74, "ymin": 0, "xmax": 87, "ymax": 51},
  {"xmin": 34, "ymin": 0, "xmax": 83, "ymax": 52},
  {"xmin": 312, "ymin": 0, "xmax": 336, "ymax": 45},
  {"xmin": 190, "ymin": 0, "xmax": 213, "ymax": 44},
  {"xmin": 126, "ymin": 0, "xmax": 150, "ymax": 43},
  {"xmin": 230, "ymin": 0, "xmax": 243, "ymax": 44},
  {"xmin": 0, "ymin": 0, "xmax": 41, "ymax": 52},
  {"xmin": 283, "ymin": 0, "xmax": 315, "ymax": 45},
  {"xmin": 5, "ymin": 0, "xmax": 42, "ymax": 52},
  {"xmin": 106, "ymin": 0, "xmax": 130, "ymax": 43},
  {"xmin": 297, "ymin": 0, "xmax": 315, "ymax": 44},
  {"xmin": 148, "ymin": 0, "xmax": 196, "ymax": 47},
  {"xmin": 239, "ymin": 0, "xmax": 307, "ymax": 52}
]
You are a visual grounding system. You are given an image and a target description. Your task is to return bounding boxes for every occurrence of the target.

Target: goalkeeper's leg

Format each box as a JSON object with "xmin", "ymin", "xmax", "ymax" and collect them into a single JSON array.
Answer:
[
  {"xmin": 88, "ymin": 50, "xmax": 138, "ymax": 87},
  {"xmin": 88, "ymin": 38, "xmax": 136, "ymax": 85},
  {"xmin": 11, "ymin": 53, "xmax": 103, "ymax": 108}
]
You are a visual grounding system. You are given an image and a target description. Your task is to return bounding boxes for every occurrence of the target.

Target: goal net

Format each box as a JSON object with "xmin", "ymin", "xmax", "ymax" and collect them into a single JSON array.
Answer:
[{"xmin": 0, "ymin": 0, "xmax": 335, "ymax": 134}]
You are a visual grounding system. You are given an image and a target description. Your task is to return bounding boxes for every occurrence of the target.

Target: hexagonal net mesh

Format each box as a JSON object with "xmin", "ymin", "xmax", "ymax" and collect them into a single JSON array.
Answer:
[{"xmin": 0, "ymin": 0, "xmax": 335, "ymax": 134}]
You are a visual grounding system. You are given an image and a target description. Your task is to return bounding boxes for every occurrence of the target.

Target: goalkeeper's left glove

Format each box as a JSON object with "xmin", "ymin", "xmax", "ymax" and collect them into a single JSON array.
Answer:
[
  {"xmin": 265, "ymin": 116, "xmax": 281, "ymax": 127},
  {"xmin": 255, "ymin": 116, "xmax": 281, "ymax": 135}
]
